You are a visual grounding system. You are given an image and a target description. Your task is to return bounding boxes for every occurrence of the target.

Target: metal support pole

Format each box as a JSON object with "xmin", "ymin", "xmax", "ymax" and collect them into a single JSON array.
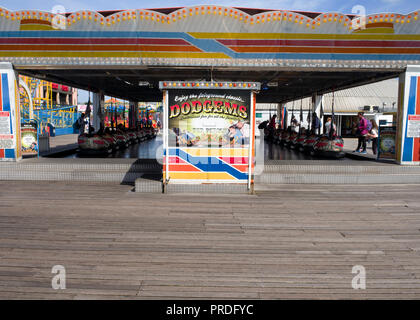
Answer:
[
  {"xmin": 163, "ymin": 90, "xmax": 169, "ymax": 192},
  {"xmin": 248, "ymin": 91, "xmax": 255, "ymax": 192}
]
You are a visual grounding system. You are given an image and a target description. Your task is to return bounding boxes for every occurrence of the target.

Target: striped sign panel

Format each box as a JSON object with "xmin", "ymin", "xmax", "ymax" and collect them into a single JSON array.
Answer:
[
  {"xmin": 402, "ymin": 76, "xmax": 420, "ymax": 163},
  {"xmin": 166, "ymin": 147, "xmax": 249, "ymax": 182},
  {"xmin": 0, "ymin": 6, "xmax": 420, "ymax": 67},
  {"xmin": 0, "ymin": 73, "xmax": 15, "ymax": 159},
  {"xmin": 1, "ymin": 31, "xmax": 420, "ymax": 61}
]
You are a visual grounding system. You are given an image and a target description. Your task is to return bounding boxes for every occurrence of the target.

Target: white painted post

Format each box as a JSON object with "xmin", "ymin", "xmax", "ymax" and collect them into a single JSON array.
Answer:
[
  {"xmin": 0, "ymin": 62, "xmax": 22, "ymax": 161},
  {"xmin": 92, "ymin": 91, "xmax": 104, "ymax": 132},
  {"xmin": 396, "ymin": 65, "xmax": 420, "ymax": 165}
]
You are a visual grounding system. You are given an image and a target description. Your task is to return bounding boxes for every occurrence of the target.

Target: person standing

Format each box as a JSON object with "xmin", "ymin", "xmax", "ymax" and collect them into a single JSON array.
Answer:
[
  {"xmin": 290, "ymin": 115, "xmax": 299, "ymax": 133},
  {"xmin": 269, "ymin": 114, "xmax": 277, "ymax": 129},
  {"xmin": 312, "ymin": 112, "xmax": 321, "ymax": 135},
  {"xmin": 77, "ymin": 113, "xmax": 87, "ymax": 135},
  {"xmin": 267, "ymin": 115, "xmax": 277, "ymax": 140},
  {"xmin": 368, "ymin": 119, "xmax": 379, "ymax": 155},
  {"xmin": 324, "ymin": 117, "xmax": 336, "ymax": 136},
  {"xmin": 354, "ymin": 112, "xmax": 369, "ymax": 154},
  {"xmin": 235, "ymin": 120, "xmax": 250, "ymax": 145}
]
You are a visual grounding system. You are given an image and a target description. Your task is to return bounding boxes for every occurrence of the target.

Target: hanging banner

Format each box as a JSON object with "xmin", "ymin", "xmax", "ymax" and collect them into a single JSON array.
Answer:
[
  {"xmin": 21, "ymin": 121, "xmax": 38, "ymax": 156},
  {"xmin": 378, "ymin": 125, "xmax": 397, "ymax": 160},
  {"xmin": 161, "ymin": 82, "xmax": 259, "ymax": 186}
]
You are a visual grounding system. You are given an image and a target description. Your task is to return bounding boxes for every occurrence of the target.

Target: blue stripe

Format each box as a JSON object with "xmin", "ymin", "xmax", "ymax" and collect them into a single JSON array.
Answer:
[
  {"xmin": 403, "ymin": 76, "xmax": 417, "ymax": 162},
  {"xmin": 1, "ymin": 73, "xmax": 13, "ymax": 135},
  {"xmin": 4, "ymin": 149, "xmax": 15, "ymax": 159},
  {"xmin": 1, "ymin": 74, "xmax": 9, "ymax": 112},
  {"xmin": 169, "ymin": 148, "xmax": 248, "ymax": 180},
  {"xmin": 0, "ymin": 31, "xmax": 237, "ymax": 57}
]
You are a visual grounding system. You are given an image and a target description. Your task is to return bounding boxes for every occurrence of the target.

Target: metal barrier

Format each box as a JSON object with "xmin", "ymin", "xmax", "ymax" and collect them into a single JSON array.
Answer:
[
  {"xmin": 38, "ymin": 134, "xmax": 50, "ymax": 154},
  {"xmin": 21, "ymin": 105, "xmax": 79, "ymax": 136}
]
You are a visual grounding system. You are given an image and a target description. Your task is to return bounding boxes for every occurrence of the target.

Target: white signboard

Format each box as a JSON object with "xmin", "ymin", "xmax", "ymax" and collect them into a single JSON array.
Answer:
[
  {"xmin": 0, "ymin": 134, "xmax": 14, "ymax": 148},
  {"xmin": 407, "ymin": 115, "xmax": 420, "ymax": 138},
  {"xmin": 0, "ymin": 111, "xmax": 11, "ymax": 135}
]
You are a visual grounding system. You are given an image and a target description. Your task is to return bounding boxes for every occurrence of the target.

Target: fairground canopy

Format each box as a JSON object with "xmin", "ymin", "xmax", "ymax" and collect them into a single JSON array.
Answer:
[{"xmin": 0, "ymin": 5, "xmax": 419, "ymax": 102}]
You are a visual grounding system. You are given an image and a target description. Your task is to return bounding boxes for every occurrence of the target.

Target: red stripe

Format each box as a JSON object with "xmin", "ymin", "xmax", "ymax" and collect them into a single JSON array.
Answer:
[
  {"xmin": 219, "ymin": 157, "xmax": 249, "ymax": 164},
  {"xmin": 0, "ymin": 149, "xmax": 4, "ymax": 158},
  {"xmin": 168, "ymin": 164, "xmax": 201, "ymax": 172},
  {"xmin": 414, "ymin": 77, "xmax": 420, "ymax": 162},
  {"xmin": 231, "ymin": 164, "xmax": 249, "ymax": 173},
  {"xmin": 218, "ymin": 39, "xmax": 420, "ymax": 48},
  {"xmin": 168, "ymin": 156, "xmax": 187, "ymax": 164},
  {"xmin": 227, "ymin": 46, "xmax": 420, "ymax": 54},
  {"xmin": 0, "ymin": 38, "xmax": 190, "ymax": 45}
]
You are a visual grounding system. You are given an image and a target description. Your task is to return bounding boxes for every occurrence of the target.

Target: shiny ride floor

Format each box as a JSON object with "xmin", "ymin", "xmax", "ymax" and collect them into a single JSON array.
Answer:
[
  {"xmin": 67, "ymin": 135, "xmax": 163, "ymax": 159},
  {"xmin": 264, "ymin": 141, "xmax": 351, "ymax": 161},
  {"xmin": 66, "ymin": 135, "xmax": 357, "ymax": 162}
]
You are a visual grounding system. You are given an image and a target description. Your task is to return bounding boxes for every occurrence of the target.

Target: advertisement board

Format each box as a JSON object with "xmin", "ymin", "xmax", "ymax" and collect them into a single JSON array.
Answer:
[
  {"xmin": 407, "ymin": 115, "xmax": 420, "ymax": 138},
  {"xmin": 161, "ymin": 82, "xmax": 259, "ymax": 187},
  {"xmin": 0, "ymin": 111, "xmax": 13, "ymax": 149},
  {"xmin": 21, "ymin": 121, "xmax": 38, "ymax": 156},
  {"xmin": 378, "ymin": 125, "xmax": 397, "ymax": 160},
  {"xmin": 168, "ymin": 89, "xmax": 251, "ymax": 149}
]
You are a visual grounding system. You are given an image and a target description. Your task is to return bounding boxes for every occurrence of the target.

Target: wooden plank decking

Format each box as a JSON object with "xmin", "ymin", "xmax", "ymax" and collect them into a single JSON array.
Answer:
[{"xmin": 0, "ymin": 181, "xmax": 420, "ymax": 299}]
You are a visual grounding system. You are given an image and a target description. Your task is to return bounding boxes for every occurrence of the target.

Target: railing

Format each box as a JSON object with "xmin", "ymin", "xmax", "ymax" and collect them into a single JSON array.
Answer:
[{"xmin": 21, "ymin": 105, "xmax": 79, "ymax": 135}]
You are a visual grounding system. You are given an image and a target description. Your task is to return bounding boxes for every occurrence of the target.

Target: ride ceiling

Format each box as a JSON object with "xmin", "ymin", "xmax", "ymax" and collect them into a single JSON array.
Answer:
[
  {"xmin": 18, "ymin": 67, "xmax": 400, "ymax": 103},
  {"xmin": 1, "ymin": 5, "xmax": 418, "ymax": 102}
]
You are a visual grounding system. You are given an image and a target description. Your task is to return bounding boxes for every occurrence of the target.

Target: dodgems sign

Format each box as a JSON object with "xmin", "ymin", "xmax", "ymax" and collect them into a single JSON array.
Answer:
[
  {"xmin": 168, "ymin": 89, "xmax": 250, "ymax": 148},
  {"xmin": 160, "ymin": 82, "xmax": 259, "ymax": 187}
]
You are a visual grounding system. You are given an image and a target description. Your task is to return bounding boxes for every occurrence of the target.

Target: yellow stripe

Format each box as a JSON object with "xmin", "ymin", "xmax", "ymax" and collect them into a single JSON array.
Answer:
[
  {"xmin": 0, "ymin": 51, "xmax": 230, "ymax": 59},
  {"xmin": 181, "ymin": 148, "xmax": 249, "ymax": 157},
  {"xmin": 169, "ymin": 172, "xmax": 237, "ymax": 180},
  {"xmin": 188, "ymin": 32, "xmax": 420, "ymax": 41},
  {"xmin": 140, "ymin": 52, "xmax": 230, "ymax": 59},
  {"xmin": 353, "ymin": 28, "xmax": 394, "ymax": 34},
  {"xmin": 19, "ymin": 25, "xmax": 54, "ymax": 31}
]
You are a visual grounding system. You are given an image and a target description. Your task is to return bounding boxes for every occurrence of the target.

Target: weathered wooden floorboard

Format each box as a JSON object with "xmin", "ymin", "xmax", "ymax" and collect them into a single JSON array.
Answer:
[{"xmin": 1, "ymin": 181, "xmax": 420, "ymax": 299}]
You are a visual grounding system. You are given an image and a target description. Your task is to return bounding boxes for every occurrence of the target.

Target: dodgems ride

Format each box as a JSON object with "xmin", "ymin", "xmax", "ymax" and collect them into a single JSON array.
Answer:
[
  {"xmin": 77, "ymin": 124, "xmax": 158, "ymax": 156},
  {"xmin": 264, "ymin": 90, "xmax": 345, "ymax": 159}
]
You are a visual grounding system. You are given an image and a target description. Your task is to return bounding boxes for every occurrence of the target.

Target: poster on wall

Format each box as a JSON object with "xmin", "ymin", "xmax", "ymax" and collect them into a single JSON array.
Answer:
[
  {"xmin": 21, "ymin": 121, "xmax": 38, "ymax": 156},
  {"xmin": 0, "ymin": 111, "xmax": 14, "ymax": 149},
  {"xmin": 0, "ymin": 111, "xmax": 11, "ymax": 135},
  {"xmin": 378, "ymin": 126, "xmax": 397, "ymax": 160},
  {"xmin": 168, "ymin": 89, "xmax": 251, "ymax": 149},
  {"xmin": 407, "ymin": 115, "xmax": 420, "ymax": 138}
]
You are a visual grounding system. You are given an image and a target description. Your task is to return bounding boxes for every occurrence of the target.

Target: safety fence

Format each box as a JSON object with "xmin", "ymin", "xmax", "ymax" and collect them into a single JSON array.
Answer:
[{"xmin": 21, "ymin": 105, "xmax": 79, "ymax": 136}]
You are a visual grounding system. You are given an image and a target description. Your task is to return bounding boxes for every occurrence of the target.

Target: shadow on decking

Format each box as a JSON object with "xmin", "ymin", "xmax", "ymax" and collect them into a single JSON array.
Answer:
[{"xmin": 121, "ymin": 158, "xmax": 163, "ymax": 186}]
